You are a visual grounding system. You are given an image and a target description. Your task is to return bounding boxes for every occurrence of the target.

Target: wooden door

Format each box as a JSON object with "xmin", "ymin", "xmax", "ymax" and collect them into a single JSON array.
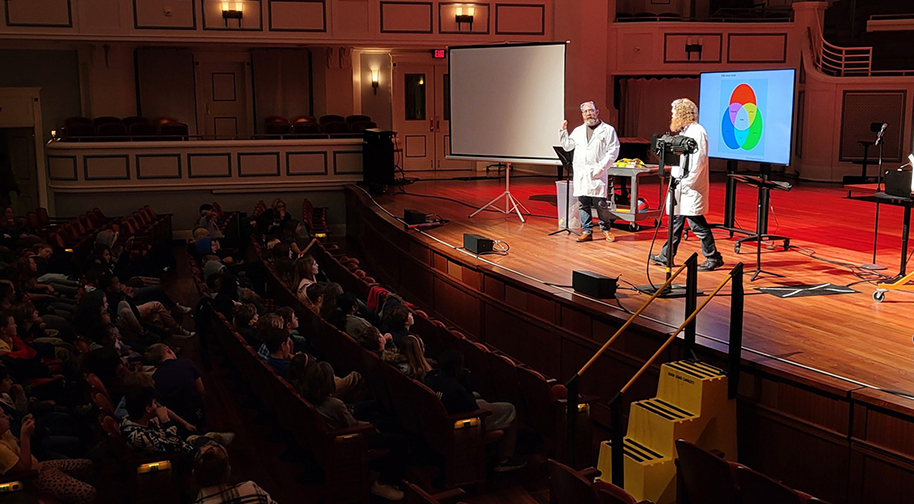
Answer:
[
  {"xmin": 195, "ymin": 53, "xmax": 252, "ymax": 139},
  {"xmin": 434, "ymin": 66, "xmax": 473, "ymax": 171},
  {"xmin": 393, "ymin": 63, "xmax": 436, "ymax": 173}
]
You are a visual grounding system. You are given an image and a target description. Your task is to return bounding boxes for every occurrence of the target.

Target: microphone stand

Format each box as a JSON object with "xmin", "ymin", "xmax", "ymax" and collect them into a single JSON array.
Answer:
[{"xmin": 862, "ymin": 127, "xmax": 887, "ymax": 271}]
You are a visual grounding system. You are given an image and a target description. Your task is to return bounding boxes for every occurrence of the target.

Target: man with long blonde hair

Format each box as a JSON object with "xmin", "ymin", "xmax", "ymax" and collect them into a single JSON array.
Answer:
[{"xmin": 650, "ymin": 98, "xmax": 724, "ymax": 271}]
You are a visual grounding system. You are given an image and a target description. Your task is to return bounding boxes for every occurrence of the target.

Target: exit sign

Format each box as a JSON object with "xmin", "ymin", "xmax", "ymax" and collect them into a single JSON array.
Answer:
[{"xmin": 432, "ymin": 49, "xmax": 447, "ymax": 59}]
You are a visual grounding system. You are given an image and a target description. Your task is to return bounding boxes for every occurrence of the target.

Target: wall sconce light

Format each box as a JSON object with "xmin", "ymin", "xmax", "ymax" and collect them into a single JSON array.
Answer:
[
  {"xmin": 222, "ymin": 1, "xmax": 243, "ymax": 27},
  {"xmin": 50, "ymin": 130, "xmax": 58, "ymax": 141},
  {"xmin": 685, "ymin": 37, "xmax": 703, "ymax": 61},
  {"xmin": 371, "ymin": 69, "xmax": 380, "ymax": 95},
  {"xmin": 456, "ymin": 5, "xmax": 474, "ymax": 31}
]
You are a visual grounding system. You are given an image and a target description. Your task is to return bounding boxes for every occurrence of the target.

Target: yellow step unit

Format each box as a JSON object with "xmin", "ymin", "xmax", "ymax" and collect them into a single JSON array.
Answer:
[{"xmin": 596, "ymin": 360, "xmax": 737, "ymax": 504}]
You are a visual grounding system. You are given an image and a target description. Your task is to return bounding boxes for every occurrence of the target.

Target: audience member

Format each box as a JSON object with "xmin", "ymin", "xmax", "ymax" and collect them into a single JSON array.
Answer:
[
  {"xmin": 146, "ymin": 343, "xmax": 205, "ymax": 428},
  {"xmin": 425, "ymin": 350, "xmax": 525, "ymax": 472},
  {"xmin": 0, "ymin": 410, "xmax": 96, "ymax": 504},
  {"xmin": 192, "ymin": 441, "xmax": 278, "ymax": 504},
  {"xmin": 302, "ymin": 362, "xmax": 405, "ymax": 501}
]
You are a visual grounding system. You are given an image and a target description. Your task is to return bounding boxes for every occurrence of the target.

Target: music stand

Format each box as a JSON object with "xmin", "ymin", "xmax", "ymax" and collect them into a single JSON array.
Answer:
[
  {"xmin": 732, "ymin": 163, "xmax": 791, "ymax": 254},
  {"xmin": 469, "ymin": 162, "xmax": 530, "ymax": 222},
  {"xmin": 729, "ymin": 172, "xmax": 791, "ymax": 281},
  {"xmin": 549, "ymin": 146, "xmax": 579, "ymax": 236}
]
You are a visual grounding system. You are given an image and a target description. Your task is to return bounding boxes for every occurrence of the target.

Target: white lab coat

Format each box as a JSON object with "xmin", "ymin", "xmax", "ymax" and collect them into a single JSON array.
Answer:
[
  {"xmin": 667, "ymin": 122, "xmax": 710, "ymax": 216},
  {"xmin": 560, "ymin": 121, "xmax": 620, "ymax": 198}
]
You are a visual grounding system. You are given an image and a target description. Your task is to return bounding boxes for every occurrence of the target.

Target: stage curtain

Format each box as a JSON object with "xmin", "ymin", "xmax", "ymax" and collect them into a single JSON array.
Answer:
[{"xmin": 619, "ymin": 77, "xmax": 700, "ymax": 140}]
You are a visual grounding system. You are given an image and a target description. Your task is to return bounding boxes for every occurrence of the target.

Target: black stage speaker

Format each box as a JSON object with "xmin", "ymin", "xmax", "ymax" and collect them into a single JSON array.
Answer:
[
  {"xmin": 363, "ymin": 129, "xmax": 395, "ymax": 186},
  {"xmin": 572, "ymin": 270, "xmax": 617, "ymax": 299},
  {"xmin": 404, "ymin": 209, "xmax": 427, "ymax": 225},
  {"xmin": 464, "ymin": 233, "xmax": 494, "ymax": 254}
]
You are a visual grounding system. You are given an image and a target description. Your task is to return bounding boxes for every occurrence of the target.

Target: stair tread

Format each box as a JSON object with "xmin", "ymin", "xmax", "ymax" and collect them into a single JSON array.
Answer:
[
  {"xmin": 634, "ymin": 398, "xmax": 696, "ymax": 420},
  {"xmin": 605, "ymin": 438, "xmax": 673, "ymax": 463}
]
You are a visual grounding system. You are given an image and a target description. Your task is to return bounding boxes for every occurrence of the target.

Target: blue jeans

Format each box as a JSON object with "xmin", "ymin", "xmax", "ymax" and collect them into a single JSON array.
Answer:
[{"xmin": 578, "ymin": 196, "xmax": 615, "ymax": 234}]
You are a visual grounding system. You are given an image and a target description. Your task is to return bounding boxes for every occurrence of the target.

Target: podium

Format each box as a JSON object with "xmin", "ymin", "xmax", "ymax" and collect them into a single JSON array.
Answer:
[{"xmin": 729, "ymin": 169, "xmax": 792, "ymax": 281}]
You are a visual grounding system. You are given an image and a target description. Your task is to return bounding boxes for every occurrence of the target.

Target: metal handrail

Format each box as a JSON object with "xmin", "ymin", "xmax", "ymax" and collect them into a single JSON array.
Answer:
[
  {"xmin": 563, "ymin": 255, "xmax": 745, "ymax": 490},
  {"xmin": 563, "ymin": 253, "xmax": 699, "ymax": 469},
  {"xmin": 807, "ymin": 19, "xmax": 873, "ymax": 77}
]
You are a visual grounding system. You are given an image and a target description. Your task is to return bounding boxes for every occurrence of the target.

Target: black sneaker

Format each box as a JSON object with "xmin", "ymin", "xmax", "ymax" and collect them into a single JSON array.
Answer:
[
  {"xmin": 649, "ymin": 254, "xmax": 668, "ymax": 266},
  {"xmin": 697, "ymin": 257, "xmax": 724, "ymax": 271}
]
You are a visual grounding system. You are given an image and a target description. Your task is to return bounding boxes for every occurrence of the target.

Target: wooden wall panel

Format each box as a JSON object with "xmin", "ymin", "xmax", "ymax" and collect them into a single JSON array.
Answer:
[
  {"xmin": 84, "ymin": 155, "xmax": 129, "ymax": 180},
  {"xmin": 727, "ymin": 33, "xmax": 787, "ymax": 63},
  {"xmin": 5, "ymin": 0, "xmax": 71, "ymax": 27},
  {"xmin": 134, "ymin": 0, "xmax": 195, "ymax": 29},
  {"xmin": 270, "ymin": 0, "xmax": 325, "ymax": 31},
  {"xmin": 380, "ymin": 2, "xmax": 432, "ymax": 33},
  {"xmin": 748, "ymin": 406, "xmax": 850, "ymax": 503},
  {"xmin": 286, "ymin": 152, "xmax": 327, "ymax": 176},
  {"xmin": 334, "ymin": 0, "xmax": 370, "ymax": 35},
  {"xmin": 137, "ymin": 154, "xmax": 181, "ymax": 179},
  {"xmin": 494, "ymin": 4, "xmax": 543, "ymax": 35},
  {"xmin": 484, "ymin": 300, "xmax": 560, "ymax": 378},
  {"xmin": 432, "ymin": 276, "xmax": 481, "ymax": 337}
]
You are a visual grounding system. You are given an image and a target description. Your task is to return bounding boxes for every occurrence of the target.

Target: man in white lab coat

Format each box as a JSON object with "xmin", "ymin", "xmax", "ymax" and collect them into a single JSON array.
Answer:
[
  {"xmin": 650, "ymin": 98, "xmax": 724, "ymax": 271},
  {"xmin": 560, "ymin": 101, "xmax": 620, "ymax": 242}
]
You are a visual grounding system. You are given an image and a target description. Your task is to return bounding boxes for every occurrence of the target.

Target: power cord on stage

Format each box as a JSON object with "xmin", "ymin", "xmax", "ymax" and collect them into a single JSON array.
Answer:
[{"xmin": 492, "ymin": 240, "xmax": 510, "ymax": 255}]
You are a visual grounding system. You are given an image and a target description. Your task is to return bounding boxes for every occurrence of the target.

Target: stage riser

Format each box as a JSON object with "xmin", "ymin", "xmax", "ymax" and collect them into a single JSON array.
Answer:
[{"xmin": 346, "ymin": 185, "xmax": 914, "ymax": 504}]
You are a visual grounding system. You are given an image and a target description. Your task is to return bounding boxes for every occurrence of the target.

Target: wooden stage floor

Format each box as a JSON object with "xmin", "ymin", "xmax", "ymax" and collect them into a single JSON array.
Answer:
[{"xmin": 365, "ymin": 174, "xmax": 914, "ymax": 402}]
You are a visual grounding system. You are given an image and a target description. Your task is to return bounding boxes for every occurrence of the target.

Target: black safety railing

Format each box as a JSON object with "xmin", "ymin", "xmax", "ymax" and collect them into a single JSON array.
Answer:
[{"xmin": 563, "ymin": 253, "xmax": 745, "ymax": 488}]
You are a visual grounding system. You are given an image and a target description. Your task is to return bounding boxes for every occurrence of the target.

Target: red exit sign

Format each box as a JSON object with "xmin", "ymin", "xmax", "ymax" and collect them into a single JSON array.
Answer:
[{"xmin": 432, "ymin": 49, "xmax": 447, "ymax": 59}]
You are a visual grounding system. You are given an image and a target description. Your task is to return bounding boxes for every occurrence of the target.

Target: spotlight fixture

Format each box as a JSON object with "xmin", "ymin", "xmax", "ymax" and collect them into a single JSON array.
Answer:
[
  {"xmin": 222, "ymin": 1, "xmax": 243, "ymax": 27},
  {"xmin": 371, "ymin": 68, "xmax": 380, "ymax": 95},
  {"xmin": 455, "ymin": 5, "xmax": 474, "ymax": 31}
]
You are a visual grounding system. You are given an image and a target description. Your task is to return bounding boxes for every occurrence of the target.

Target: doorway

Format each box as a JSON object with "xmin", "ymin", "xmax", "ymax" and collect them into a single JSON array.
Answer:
[
  {"xmin": 194, "ymin": 52, "xmax": 253, "ymax": 139},
  {"xmin": 392, "ymin": 61, "xmax": 473, "ymax": 175}
]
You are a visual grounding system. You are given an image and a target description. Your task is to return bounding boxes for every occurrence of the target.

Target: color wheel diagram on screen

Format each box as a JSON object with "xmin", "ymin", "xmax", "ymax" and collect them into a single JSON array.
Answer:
[{"xmin": 699, "ymin": 69, "xmax": 795, "ymax": 165}]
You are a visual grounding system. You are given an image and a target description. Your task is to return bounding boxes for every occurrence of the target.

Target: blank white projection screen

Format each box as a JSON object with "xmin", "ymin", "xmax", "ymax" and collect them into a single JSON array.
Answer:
[{"xmin": 448, "ymin": 43, "xmax": 565, "ymax": 164}]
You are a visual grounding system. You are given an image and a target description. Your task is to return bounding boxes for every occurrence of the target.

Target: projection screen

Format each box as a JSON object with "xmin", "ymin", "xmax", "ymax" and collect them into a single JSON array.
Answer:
[{"xmin": 448, "ymin": 42, "xmax": 565, "ymax": 164}]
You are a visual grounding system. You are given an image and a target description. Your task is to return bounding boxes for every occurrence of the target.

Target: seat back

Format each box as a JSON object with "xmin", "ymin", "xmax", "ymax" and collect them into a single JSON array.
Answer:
[
  {"xmin": 736, "ymin": 466, "xmax": 802, "ymax": 504},
  {"xmin": 455, "ymin": 338, "xmax": 497, "ymax": 400},
  {"xmin": 292, "ymin": 122, "xmax": 321, "ymax": 135},
  {"xmin": 484, "ymin": 351, "xmax": 527, "ymax": 422},
  {"xmin": 93, "ymin": 116, "xmax": 122, "ymax": 127},
  {"xmin": 674, "ymin": 439, "xmax": 740, "ymax": 504},
  {"xmin": 93, "ymin": 392, "xmax": 115, "ymax": 416},
  {"xmin": 516, "ymin": 365, "xmax": 558, "ymax": 435},
  {"xmin": 265, "ymin": 122, "xmax": 292, "ymax": 135},
  {"xmin": 86, "ymin": 373, "xmax": 110, "ymax": 400},
  {"xmin": 346, "ymin": 114, "xmax": 372, "ymax": 124},
  {"xmin": 159, "ymin": 122, "xmax": 189, "ymax": 138},
  {"xmin": 319, "ymin": 114, "xmax": 346, "ymax": 125},
  {"xmin": 593, "ymin": 480, "xmax": 639, "ymax": 504},
  {"xmin": 548, "ymin": 459, "xmax": 599, "ymax": 504}
]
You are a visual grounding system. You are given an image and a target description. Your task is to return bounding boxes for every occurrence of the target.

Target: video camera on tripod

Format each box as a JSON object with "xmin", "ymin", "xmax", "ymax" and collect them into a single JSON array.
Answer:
[{"xmin": 651, "ymin": 134, "xmax": 698, "ymax": 155}]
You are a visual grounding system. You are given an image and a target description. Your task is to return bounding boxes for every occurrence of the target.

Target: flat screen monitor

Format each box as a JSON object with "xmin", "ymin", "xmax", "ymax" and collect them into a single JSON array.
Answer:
[
  {"xmin": 698, "ymin": 68, "xmax": 796, "ymax": 165},
  {"xmin": 448, "ymin": 42, "xmax": 565, "ymax": 164}
]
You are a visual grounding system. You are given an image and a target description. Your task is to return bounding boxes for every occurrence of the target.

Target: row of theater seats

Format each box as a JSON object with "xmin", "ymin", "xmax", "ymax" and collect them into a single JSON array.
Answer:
[
  {"xmin": 263, "ymin": 114, "xmax": 377, "ymax": 137},
  {"xmin": 674, "ymin": 438, "xmax": 833, "ymax": 504},
  {"xmin": 310, "ymin": 234, "xmax": 596, "ymax": 466},
  {"xmin": 59, "ymin": 116, "xmax": 190, "ymax": 141},
  {"xmin": 21, "ymin": 205, "xmax": 171, "ymax": 260},
  {"xmin": 250, "ymin": 198, "xmax": 329, "ymax": 237}
]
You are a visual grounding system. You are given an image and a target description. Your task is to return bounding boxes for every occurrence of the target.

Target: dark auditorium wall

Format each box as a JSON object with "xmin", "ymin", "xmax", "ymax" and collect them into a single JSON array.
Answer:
[
  {"xmin": 252, "ymin": 48, "xmax": 313, "ymax": 134},
  {"xmin": 0, "ymin": 49, "xmax": 81, "ymax": 144},
  {"xmin": 136, "ymin": 47, "xmax": 198, "ymax": 135}
]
